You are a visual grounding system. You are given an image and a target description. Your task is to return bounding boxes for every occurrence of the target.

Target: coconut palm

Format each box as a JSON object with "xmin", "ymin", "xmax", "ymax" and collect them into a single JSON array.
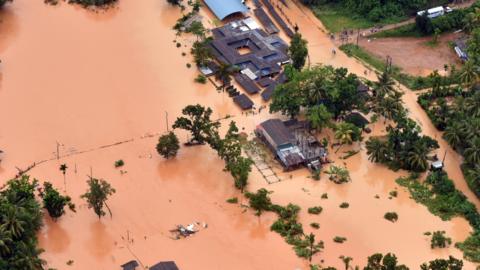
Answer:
[
  {"xmin": 339, "ymin": 255, "xmax": 353, "ymax": 270},
  {"xmin": 366, "ymin": 138, "xmax": 389, "ymax": 163},
  {"xmin": 406, "ymin": 144, "xmax": 429, "ymax": 172},
  {"xmin": 1, "ymin": 205, "xmax": 26, "ymax": 238},
  {"xmin": 334, "ymin": 122, "xmax": 354, "ymax": 145},
  {"xmin": 0, "ymin": 226, "xmax": 12, "ymax": 256},
  {"xmin": 443, "ymin": 122, "xmax": 463, "ymax": 150},
  {"xmin": 465, "ymin": 137, "xmax": 480, "ymax": 165},
  {"xmin": 464, "ymin": 91, "xmax": 480, "ymax": 118},
  {"xmin": 374, "ymin": 70, "xmax": 397, "ymax": 98},
  {"xmin": 459, "ymin": 61, "xmax": 480, "ymax": 88}
]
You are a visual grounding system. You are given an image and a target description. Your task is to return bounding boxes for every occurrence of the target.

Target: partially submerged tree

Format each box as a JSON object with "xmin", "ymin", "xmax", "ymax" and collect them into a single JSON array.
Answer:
[
  {"xmin": 363, "ymin": 253, "xmax": 409, "ymax": 270},
  {"xmin": 173, "ymin": 104, "xmax": 220, "ymax": 145},
  {"xmin": 245, "ymin": 188, "xmax": 273, "ymax": 216},
  {"xmin": 289, "ymin": 32, "xmax": 308, "ymax": 70},
  {"xmin": 420, "ymin": 256, "xmax": 463, "ymax": 270},
  {"xmin": 157, "ymin": 131, "xmax": 180, "ymax": 159},
  {"xmin": 81, "ymin": 177, "xmax": 115, "ymax": 219},
  {"xmin": 42, "ymin": 182, "xmax": 75, "ymax": 221},
  {"xmin": 226, "ymin": 156, "xmax": 253, "ymax": 193},
  {"xmin": 0, "ymin": 0, "xmax": 12, "ymax": 8}
]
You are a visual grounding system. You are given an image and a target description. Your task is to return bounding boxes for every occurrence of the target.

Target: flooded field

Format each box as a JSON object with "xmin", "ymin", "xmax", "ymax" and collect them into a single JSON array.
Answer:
[{"xmin": 0, "ymin": 0, "xmax": 478, "ymax": 269}]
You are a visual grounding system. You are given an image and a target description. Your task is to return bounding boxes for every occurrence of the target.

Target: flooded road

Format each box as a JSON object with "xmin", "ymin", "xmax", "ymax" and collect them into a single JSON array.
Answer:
[{"xmin": 0, "ymin": 0, "xmax": 477, "ymax": 269}]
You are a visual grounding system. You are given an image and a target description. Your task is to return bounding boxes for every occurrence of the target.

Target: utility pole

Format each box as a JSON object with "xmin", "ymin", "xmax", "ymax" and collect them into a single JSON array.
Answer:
[
  {"xmin": 165, "ymin": 111, "xmax": 169, "ymax": 132},
  {"xmin": 356, "ymin": 29, "xmax": 360, "ymax": 46}
]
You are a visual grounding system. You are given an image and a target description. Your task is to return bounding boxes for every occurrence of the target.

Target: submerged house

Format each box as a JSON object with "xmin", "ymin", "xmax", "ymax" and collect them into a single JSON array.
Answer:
[
  {"xmin": 255, "ymin": 119, "xmax": 305, "ymax": 170},
  {"xmin": 454, "ymin": 38, "xmax": 469, "ymax": 61}
]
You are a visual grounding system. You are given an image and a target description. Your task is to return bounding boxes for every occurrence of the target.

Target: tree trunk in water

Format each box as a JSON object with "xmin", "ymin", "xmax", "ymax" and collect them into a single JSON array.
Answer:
[{"xmin": 105, "ymin": 202, "xmax": 113, "ymax": 218}]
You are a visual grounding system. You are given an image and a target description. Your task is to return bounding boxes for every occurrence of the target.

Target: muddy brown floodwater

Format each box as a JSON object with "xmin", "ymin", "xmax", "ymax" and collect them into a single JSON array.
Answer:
[{"xmin": 0, "ymin": 0, "xmax": 478, "ymax": 269}]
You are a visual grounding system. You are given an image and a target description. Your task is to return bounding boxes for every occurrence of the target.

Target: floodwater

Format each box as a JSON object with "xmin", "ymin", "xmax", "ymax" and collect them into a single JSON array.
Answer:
[{"xmin": 0, "ymin": 0, "xmax": 477, "ymax": 269}]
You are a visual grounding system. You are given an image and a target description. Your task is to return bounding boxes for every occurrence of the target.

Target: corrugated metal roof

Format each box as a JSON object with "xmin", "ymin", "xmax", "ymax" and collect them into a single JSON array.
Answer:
[{"xmin": 203, "ymin": 0, "xmax": 248, "ymax": 20}]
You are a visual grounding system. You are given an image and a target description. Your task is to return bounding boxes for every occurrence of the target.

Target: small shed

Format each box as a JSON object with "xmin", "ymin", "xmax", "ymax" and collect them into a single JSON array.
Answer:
[
  {"xmin": 121, "ymin": 260, "xmax": 139, "ymax": 270},
  {"xmin": 203, "ymin": 0, "xmax": 248, "ymax": 21},
  {"xmin": 233, "ymin": 94, "xmax": 254, "ymax": 110},
  {"xmin": 256, "ymin": 119, "xmax": 295, "ymax": 150},
  {"xmin": 150, "ymin": 261, "xmax": 180, "ymax": 270}
]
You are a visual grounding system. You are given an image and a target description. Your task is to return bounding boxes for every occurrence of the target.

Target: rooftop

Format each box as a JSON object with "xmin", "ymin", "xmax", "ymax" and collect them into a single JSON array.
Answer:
[{"xmin": 203, "ymin": 0, "xmax": 248, "ymax": 21}]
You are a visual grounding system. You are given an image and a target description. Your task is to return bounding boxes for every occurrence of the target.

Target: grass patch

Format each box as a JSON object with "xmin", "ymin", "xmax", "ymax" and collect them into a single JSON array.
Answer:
[
  {"xmin": 310, "ymin": 4, "xmax": 405, "ymax": 33},
  {"xmin": 371, "ymin": 23, "xmax": 423, "ymax": 38}
]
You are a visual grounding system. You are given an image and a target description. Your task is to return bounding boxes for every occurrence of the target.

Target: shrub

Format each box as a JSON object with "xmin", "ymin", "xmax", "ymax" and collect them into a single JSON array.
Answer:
[
  {"xmin": 114, "ymin": 159, "xmax": 124, "ymax": 168},
  {"xmin": 339, "ymin": 202, "xmax": 349, "ymax": 208},
  {"xmin": 156, "ymin": 132, "xmax": 180, "ymax": 159},
  {"xmin": 308, "ymin": 206, "xmax": 323, "ymax": 215},
  {"xmin": 321, "ymin": 193, "xmax": 328, "ymax": 199},
  {"xmin": 310, "ymin": 222, "xmax": 320, "ymax": 229},
  {"xmin": 431, "ymin": 231, "xmax": 452, "ymax": 249},
  {"xmin": 384, "ymin": 212, "xmax": 398, "ymax": 222},
  {"xmin": 194, "ymin": 74, "xmax": 207, "ymax": 84},
  {"xmin": 226, "ymin": 197, "xmax": 238, "ymax": 204},
  {"xmin": 333, "ymin": 236, "xmax": 347, "ymax": 243}
]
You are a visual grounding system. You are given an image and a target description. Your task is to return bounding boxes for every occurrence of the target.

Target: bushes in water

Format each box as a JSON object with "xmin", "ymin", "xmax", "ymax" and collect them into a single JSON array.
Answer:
[
  {"xmin": 68, "ymin": 0, "xmax": 117, "ymax": 7},
  {"xmin": 397, "ymin": 171, "xmax": 480, "ymax": 261},
  {"xmin": 307, "ymin": 206, "xmax": 323, "ymax": 215},
  {"xmin": 384, "ymin": 212, "xmax": 399, "ymax": 222}
]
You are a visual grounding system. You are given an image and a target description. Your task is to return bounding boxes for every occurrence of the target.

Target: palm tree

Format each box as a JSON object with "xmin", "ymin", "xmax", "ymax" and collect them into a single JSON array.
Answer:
[
  {"xmin": 443, "ymin": 122, "xmax": 463, "ymax": 150},
  {"xmin": 465, "ymin": 137, "xmax": 480, "ymax": 165},
  {"xmin": 406, "ymin": 145, "xmax": 429, "ymax": 172},
  {"xmin": 334, "ymin": 122, "xmax": 355, "ymax": 153},
  {"xmin": 468, "ymin": 164, "xmax": 480, "ymax": 184},
  {"xmin": 1, "ymin": 205, "xmax": 26, "ymax": 238},
  {"xmin": 60, "ymin": 163, "xmax": 68, "ymax": 192},
  {"xmin": 459, "ymin": 61, "xmax": 480, "ymax": 88},
  {"xmin": 374, "ymin": 70, "xmax": 397, "ymax": 98},
  {"xmin": 366, "ymin": 138, "xmax": 388, "ymax": 163},
  {"xmin": 464, "ymin": 91, "xmax": 480, "ymax": 118},
  {"xmin": 0, "ymin": 226, "xmax": 12, "ymax": 256},
  {"xmin": 339, "ymin": 255, "xmax": 353, "ymax": 270}
]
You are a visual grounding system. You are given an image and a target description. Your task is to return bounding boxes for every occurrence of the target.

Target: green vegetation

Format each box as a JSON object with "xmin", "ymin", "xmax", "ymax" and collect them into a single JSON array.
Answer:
[
  {"xmin": 81, "ymin": 176, "xmax": 116, "ymax": 219},
  {"xmin": 173, "ymin": 105, "xmax": 254, "ymax": 193},
  {"xmin": 384, "ymin": 212, "xmax": 399, "ymax": 222},
  {"xmin": 173, "ymin": 104, "xmax": 220, "ymax": 145},
  {"xmin": 156, "ymin": 131, "xmax": 180, "ymax": 159},
  {"xmin": 364, "ymin": 253, "xmax": 409, "ymax": 269},
  {"xmin": 307, "ymin": 206, "xmax": 323, "ymax": 215},
  {"xmin": 41, "ymin": 182, "xmax": 75, "ymax": 221},
  {"xmin": 114, "ymin": 159, "xmax": 124, "ymax": 168},
  {"xmin": 310, "ymin": 222, "xmax": 320, "ymax": 229},
  {"xmin": 371, "ymin": 23, "xmax": 423, "ymax": 38},
  {"xmin": 270, "ymin": 65, "xmax": 369, "ymax": 119},
  {"xmin": 430, "ymin": 231, "xmax": 452, "ymax": 249},
  {"xmin": 366, "ymin": 71, "xmax": 439, "ymax": 172},
  {"xmin": 321, "ymin": 193, "xmax": 328, "ymax": 199},
  {"xmin": 0, "ymin": 175, "xmax": 44, "ymax": 269},
  {"xmin": 194, "ymin": 74, "xmax": 207, "ymax": 84},
  {"xmin": 339, "ymin": 202, "xmax": 349, "ymax": 208},
  {"xmin": 389, "ymin": 190, "xmax": 398, "ymax": 198},
  {"xmin": 226, "ymin": 197, "xmax": 238, "ymax": 204},
  {"xmin": 309, "ymin": 3, "xmax": 387, "ymax": 33},
  {"xmin": 333, "ymin": 236, "xmax": 347, "ymax": 243},
  {"xmin": 289, "ymin": 32, "xmax": 308, "ymax": 70},
  {"xmin": 69, "ymin": 0, "xmax": 117, "ymax": 7},
  {"xmin": 325, "ymin": 165, "xmax": 351, "ymax": 184},
  {"xmin": 245, "ymin": 188, "xmax": 272, "ymax": 216},
  {"xmin": 397, "ymin": 172, "xmax": 480, "ymax": 261},
  {"xmin": 420, "ymin": 256, "xmax": 463, "ymax": 269}
]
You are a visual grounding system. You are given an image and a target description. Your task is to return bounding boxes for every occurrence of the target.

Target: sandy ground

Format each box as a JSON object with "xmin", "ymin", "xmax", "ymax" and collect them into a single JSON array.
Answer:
[
  {"xmin": 0, "ymin": 0, "xmax": 478, "ymax": 269},
  {"xmin": 359, "ymin": 33, "xmax": 463, "ymax": 76}
]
